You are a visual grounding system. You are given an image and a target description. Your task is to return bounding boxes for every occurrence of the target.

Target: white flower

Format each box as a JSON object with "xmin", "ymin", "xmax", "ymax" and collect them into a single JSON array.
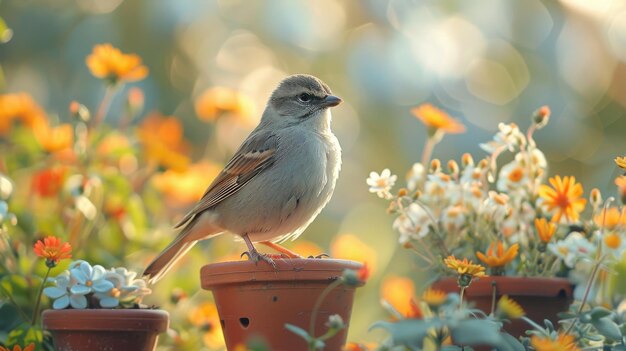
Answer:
[
  {"xmin": 406, "ymin": 163, "xmax": 426, "ymax": 191},
  {"xmin": 548, "ymin": 232, "xmax": 596, "ymax": 268},
  {"xmin": 480, "ymin": 123, "xmax": 526, "ymax": 153},
  {"xmin": 70, "ymin": 261, "xmax": 114, "ymax": 298},
  {"xmin": 43, "ymin": 271, "xmax": 90, "ymax": 309},
  {"xmin": 497, "ymin": 160, "xmax": 529, "ymax": 192},
  {"xmin": 393, "ymin": 203, "xmax": 431, "ymax": 244},
  {"xmin": 441, "ymin": 205, "xmax": 466, "ymax": 233},
  {"xmin": 481, "ymin": 191, "xmax": 510, "ymax": 225},
  {"xmin": 367, "ymin": 169, "xmax": 397, "ymax": 199}
]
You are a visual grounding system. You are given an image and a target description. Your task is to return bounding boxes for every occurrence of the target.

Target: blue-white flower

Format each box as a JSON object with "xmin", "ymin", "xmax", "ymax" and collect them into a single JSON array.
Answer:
[
  {"xmin": 70, "ymin": 261, "xmax": 113, "ymax": 298},
  {"xmin": 43, "ymin": 271, "xmax": 89, "ymax": 309}
]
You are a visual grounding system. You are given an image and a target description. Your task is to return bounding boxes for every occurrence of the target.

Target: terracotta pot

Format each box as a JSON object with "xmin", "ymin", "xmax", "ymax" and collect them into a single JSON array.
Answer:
[
  {"xmin": 432, "ymin": 276, "xmax": 573, "ymax": 337},
  {"xmin": 42, "ymin": 309, "xmax": 169, "ymax": 351},
  {"xmin": 201, "ymin": 258, "xmax": 364, "ymax": 350}
]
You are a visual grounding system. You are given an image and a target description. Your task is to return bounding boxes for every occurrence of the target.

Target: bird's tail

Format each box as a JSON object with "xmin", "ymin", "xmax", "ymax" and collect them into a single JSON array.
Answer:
[{"xmin": 143, "ymin": 236, "xmax": 197, "ymax": 284}]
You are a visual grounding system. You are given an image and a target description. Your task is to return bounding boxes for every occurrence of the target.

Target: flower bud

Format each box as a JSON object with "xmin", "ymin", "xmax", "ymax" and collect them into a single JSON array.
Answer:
[
  {"xmin": 397, "ymin": 188, "xmax": 408, "ymax": 197},
  {"xmin": 69, "ymin": 101, "xmax": 90, "ymax": 122},
  {"xmin": 127, "ymin": 87, "xmax": 145, "ymax": 115},
  {"xmin": 325, "ymin": 314, "xmax": 345, "ymax": 329},
  {"xmin": 430, "ymin": 159, "xmax": 441, "ymax": 173},
  {"xmin": 461, "ymin": 153, "xmax": 474, "ymax": 167},
  {"xmin": 589, "ymin": 188, "xmax": 602, "ymax": 208},
  {"xmin": 532, "ymin": 106, "xmax": 550, "ymax": 129},
  {"xmin": 447, "ymin": 160, "xmax": 459, "ymax": 176}
]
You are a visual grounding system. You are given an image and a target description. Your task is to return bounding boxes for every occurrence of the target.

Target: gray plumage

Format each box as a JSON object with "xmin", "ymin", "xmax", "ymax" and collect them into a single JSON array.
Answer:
[{"xmin": 143, "ymin": 74, "xmax": 342, "ymax": 283}]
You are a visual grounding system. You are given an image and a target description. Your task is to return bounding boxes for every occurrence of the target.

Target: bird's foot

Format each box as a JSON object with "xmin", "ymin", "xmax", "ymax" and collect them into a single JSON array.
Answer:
[
  {"xmin": 307, "ymin": 253, "xmax": 330, "ymax": 259},
  {"xmin": 241, "ymin": 250, "xmax": 278, "ymax": 268}
]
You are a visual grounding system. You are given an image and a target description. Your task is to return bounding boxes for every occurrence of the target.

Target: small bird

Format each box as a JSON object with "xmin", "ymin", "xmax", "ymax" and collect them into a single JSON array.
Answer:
[{"xmin": 143, "ymin": 74, "xmax": 343, "ymax": 283}]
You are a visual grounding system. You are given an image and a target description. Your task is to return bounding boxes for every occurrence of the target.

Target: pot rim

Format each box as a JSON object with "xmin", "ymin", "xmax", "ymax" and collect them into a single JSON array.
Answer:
[
  {"xmin": 200, "ymin": 258, "xmax": 364, "ymax": 289},
  {"xmin": 42, "ymin": 308, "xmax": 169, "ymax": 332},
  {"xmin": 433, "ymin": 276, "xmax": 573, "ymax": 297}
]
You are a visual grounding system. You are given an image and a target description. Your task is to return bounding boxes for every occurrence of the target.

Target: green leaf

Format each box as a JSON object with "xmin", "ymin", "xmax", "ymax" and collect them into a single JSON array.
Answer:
[
  {"xmin": 590, "ymin": 317, "xmax": 622, "ymax": 341},
  {"xmin": 7, "ymin": 324, "xmax": 42, "ymax": 349},
  {"xmin": 370, "ymin": 319, "xmax": 441, "ymax": 350},
  {"xmin": 0, "ymin": 302, "xmax": 24, "ymax": 344},
  {"xmin": 589, "ymin": 306, "xmax": 612, "ymax": 320},
  {"xmin": 450, "ymin": 319, "xmax": 506, "ymax": 349},
  {"xmin": 284, "ymin": 323, "xmax": 312, "ymax": 342},
  {"xmin": 500, "ymin": 332, "xmax": 525, "ymax": 351}
]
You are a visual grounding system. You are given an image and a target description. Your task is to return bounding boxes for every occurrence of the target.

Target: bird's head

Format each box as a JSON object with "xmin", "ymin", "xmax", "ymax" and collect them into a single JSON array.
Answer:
[{"xmin": 264, "ymin": 74, "xmax": 342, "ymax": 127}]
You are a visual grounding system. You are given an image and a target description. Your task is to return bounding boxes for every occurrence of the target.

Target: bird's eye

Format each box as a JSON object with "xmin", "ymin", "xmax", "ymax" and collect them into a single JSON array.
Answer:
[{"xmin": 297, "ymin": 93, "xmax": 312, "ymax": 103}]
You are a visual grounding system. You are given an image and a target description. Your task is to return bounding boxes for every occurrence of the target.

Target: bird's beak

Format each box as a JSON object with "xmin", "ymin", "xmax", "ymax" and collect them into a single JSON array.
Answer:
[{"xmin": 321, "ymin": 95, "xmax": 342, "ymax": 108}]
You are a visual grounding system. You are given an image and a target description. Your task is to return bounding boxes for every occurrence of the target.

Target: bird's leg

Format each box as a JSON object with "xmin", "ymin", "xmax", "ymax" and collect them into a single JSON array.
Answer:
[
  {"xmin": 259, "ymin": 241, "xmax": 302, "ymax": 259},
  {"xmin": 241, "ymin": 234, "xmax": 277, "ymax": 268}
]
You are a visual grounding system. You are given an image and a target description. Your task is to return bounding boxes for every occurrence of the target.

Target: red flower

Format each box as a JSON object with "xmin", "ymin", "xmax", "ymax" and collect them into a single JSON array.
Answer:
[
  {"xmin": 33, "ymin": 236, "xmax": 72, "ymax": 267},
  {"xmin": 357, "ymin": 262, "xmax": 370, "ymax": 283},
  {"xmin": 31, "ymin": 167, "xmax": 65, "ymax": 197}
]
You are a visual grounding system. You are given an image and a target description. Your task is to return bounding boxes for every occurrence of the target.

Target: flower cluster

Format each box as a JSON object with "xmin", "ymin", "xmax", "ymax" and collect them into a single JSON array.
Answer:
[{"xmin": 44, "ymin": 260, "xmax": 150, "ymax": 309}]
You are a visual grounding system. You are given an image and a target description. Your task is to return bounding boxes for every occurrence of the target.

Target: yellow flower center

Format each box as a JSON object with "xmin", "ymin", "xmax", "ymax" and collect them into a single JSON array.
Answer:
[{"xmin": 507, "ymin": 168, "xmax": 524, "ymax": 183}]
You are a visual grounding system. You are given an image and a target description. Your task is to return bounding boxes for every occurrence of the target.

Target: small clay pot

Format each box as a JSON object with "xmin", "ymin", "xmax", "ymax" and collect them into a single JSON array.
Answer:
[
  {"xmin": 42, "ymin": 309, "xmax": 169, "ymax": 351},
  {"xmin": 200, "ymin": 258, "xmax": 364, "ymax": 351},
  {"xmin": 432, "ymin": 276, "xmax": 573, "ymax": 337}
]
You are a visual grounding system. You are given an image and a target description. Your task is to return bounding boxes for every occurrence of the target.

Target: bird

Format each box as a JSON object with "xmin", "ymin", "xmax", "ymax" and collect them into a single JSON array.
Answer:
[{"xmin": 143, "ymin": 74, "xmax": 343, "ymax": 283}]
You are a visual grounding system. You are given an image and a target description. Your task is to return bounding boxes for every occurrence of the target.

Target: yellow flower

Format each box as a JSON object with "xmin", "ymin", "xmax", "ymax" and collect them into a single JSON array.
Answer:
[
  {"xmin": 195, "ymin": 87, "xmax": 257, "ymax": 124},
  {"xmin": 189, "ymin": 302, "xmax": 225, "ymax": 350},
  {"xmin": 530, "ymin": 334, "xmax": 579, "ymax": 351},
  {"xmin": 0, "ymin": 92, "xmax": 47, "ymax": 135},
  {"xmin": 539, "ymin": 176, "xmax": 586, "ymax": 223},
  {"xmin": 331, "ymin": 233, "xmax": 378, "ymax": 275},
  {"xmin": 381, "ymin": 276, "xmax": 416, "ymax": 318},
  {"xmin": 152, "ymin": 161, "xmax": 221, "ymax": 205},
  {"xmin": 616, "ymin": 156, "xmax": 626, "ymax": 171},
  {"xmin": 411, "ymin": 104, "xmax": 466, "ymax": 135},
  {"xmin": 594, "ymin": 207, "xmax": 626, "ymax": 230},
  {"xmin": 136, "ymin": 113, "xmax": 190, "ymax": 172},
  {"xmin": 86, "ymin": 43, "xmax": 148, "ymax": 84},
  {"xmin": 443, "ymin": 256, "xmax": 486, "ymax": 278},
  {"xmin": 604, "ymin": 232, "xmax": 622, "ymax": 249},
  {"xmin": 421, "ymin": 288, "xmax": 447, "ymax": 308},
  {"xmin": 535, "ymin": 218, "xmax": 556, "ymax": 243},
  {"xmin": 32, "ymin": 119, "xmax": 74, "ymax": 153},
  {"xmin": 616, "ymin": 176, "xmax": 626, "ymax": 204},
  {"xmin": 496, "ymin": 295, "xmax": 524, "ymax": 319},
  {"xmin": 476, "ymin": 241, "xmax": 519, "ymax": 268}
]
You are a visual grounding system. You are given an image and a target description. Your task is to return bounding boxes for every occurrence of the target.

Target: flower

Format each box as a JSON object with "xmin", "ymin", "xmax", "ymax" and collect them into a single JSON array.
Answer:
[
  {"xmin": 616, "ymin": 176, "xmax": 626, "ymax": 204},
  {"xmin": 392, "ymin": 203, "xmax": 431, "ymax": 245},
  {"xmin": 86, "ymin": 43, "xmax": 148, "ymax": 84},
  {"xmin": 411, "ymin": 103, "xmax": 465, "ymax": 135},
  {"xmin": 539, "ymin": 176, "xmax": 586, "ymax": 223},
  {"xmin": 476, "ymin": 241, "xmax": 519, "ymax": 268},
  {"xmin": 480, "ymin": 123, "xmax": 525, "ymax": 153},
  {"xmin": 381, "ymin": 276, "xmax": 416, "ymax": 318},
  {"xmin": 31, "ymin": 167, "xmax": 66, "ymax": 197},
  {"xmin": 0, "ymin": 92, "xmax": 47, "ymax": 135},
  {"xmin": 189, "ymin": 302, "xmax": 225, "ymax": 349},
  {"xmin": 366, "ymin": 169, "xmax": 397, "ymax": 199},
  {"xmin": 136, "ymin": 113, "xmax": 191, "ymax": 172},
  {"xmin": 495, "ymin": 295, "xmax": 524, "ymax": 319},
  {"xmin": 533, "ymin": 105, "xmax": 551, "ymax": 128},
  {"xmin": 594, "ymin": 207, "xmax": 626, "ymax": 230},
  {"xmin": 33, "ymin": 236, "xmax": 72, "ymax": 267},
  {"xmin": 43, "ymin": 271, "xmax": 89, "ymax": 309},
  {"xmin": 68, "ymin": 261, "xmax": 114, "ymax": 308},
  {"xmin": 0, "ymin": 343, "xmax": 35, "ymax": 351},
  {"xmin": 326, "ymin": 314, "xmax": 345, "ymax": 329},
  {"xmin": 530, "ymin": 333, "xmax": 580, "ymax": 351},
  {"xmin": 421, "ymin": 288, "xmax": 447, "ymax": 308},
  {"xmin": 152, "ymin": 161, "xmax": 222, "ymax": 205},
  {"xmin": 444, "ymin": 256, "xmax": 486, "ymax": 287},
  {"xmin": 616, "ymin": 156, "xmax": 626, "ymax": 171},
  {"xmin": 195, "ymin": 87, "xmax": 256, "ymax": 124},
  {"xmin": 331, "ymin": 233, "xmax": 377, "ymax": 275},
  {"xmin": 548, "ymin": 232, "xmax": 595, "ymax": 268},
  {"xmin": 32, "ymin": 119, "xmax": 73, "ymax": 153},
  {"xmin": 344, "ymin": 343, "xmax": 377, "ymax": 351},
  {"xmin": 604, "ymin": 232, "xmax": 621, "ymax": 250},
  {"xmin": 535, "ymin": 218, "xmax": 556, "ymax": 243}
]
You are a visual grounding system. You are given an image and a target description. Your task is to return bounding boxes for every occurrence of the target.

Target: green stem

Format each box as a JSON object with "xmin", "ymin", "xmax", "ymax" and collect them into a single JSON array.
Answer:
[
  {"xmin": 31, "ymin": 266, "xmax": 51, "ymax": 326},
  {"xmin": 309, "ymin": 279, "xmax": 343, "ymax": 338},
  {"xmin": 490, "ymin": 281, "xmax": 497, "ymax": 315},
  {"xmin": 564, "ymin": 258, "xmax": 603, "ymax": 335},
  {"xmin": 459, "ymin": 286, "xmax": 466, "ymax": 307},
  {"xmin": 0, "ymin": 283, "xmax": 30, "ymax": 323}
]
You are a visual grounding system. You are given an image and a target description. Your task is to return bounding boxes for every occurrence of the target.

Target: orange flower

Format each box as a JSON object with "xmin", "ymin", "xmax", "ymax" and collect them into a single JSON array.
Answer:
[
  {"xmin": 33, "ymin": 236, "xmax": 72, "ymax": 267},
  {"xmin": 32, "ymin": 119, "xmax": 74, "ymax": 153},
  {"xmin": 594, "ymin": 207, "xmax": 626, "ymax": 230},
  {"xmin": 195, "ymin": 87, "xmax": 257, "ymax": 124},
  {"xmin": 152, "ymin": 161, "xmax": 221, "ymax": 205},
  {"xmin": 616, "ymin": 176, "xmax": 626, "ymax": 204},
  {"xmin": 331, "ymin": 233, "xmax": 378, "ymax": 275},
  {"xmin": 476, "ymin": 241, "xmax": 519, "ymax": 268},
  {"xmin": 443, "ymin": 256, "xmax": 486, "ymax": 278},
  {"xmin": 530, "ymin": 334, "xmax": 580, "ymax": 351},
  {"xmin": 535, "ymin": 218, "xmax": 556, "ymax": 243},
  {"xmin": 422, "ymin": 288, "xmax": 447, "ymax": 308},
  {"xmin": 539, "ymin": 176, "xmax": 586, "ymax": 223},
  {"xmin": 31, "ymin": 167, "xmax": 66, "ymax": 197},
  {"xmin": 381, "ymin": 276, "xmax": 417, "ymax": 318},
  {"xmin": 189, "ymin": 302, "xmax": 225, "ymax": 349},
  {"xmin": 604, "ymin": 233, "xmax": 621, "ymax": 249},
  {"xmin": 0, "ymin": 343, "xmax": 35, "ymax": 351},
  {"xmin": 136, "ymin": 113, "xmax": 190, "ymax": 172},
  {"xmin": 86, "ymin": 44, "xmax": 148, "ymax": 84},
  {"xmin": 411, "ymin": 104, "xmax": 465, "ymax": 135},
  {"xmin": 284, "ymin": 240, "xmax": 324, "ymax": 258},
  {"xmin": 616, "ymin": 156, "xmax": 626, "ymax": 171},
  {"xmin": 0, "ymin": 93, "xmax": 47, "ymax": 135},
  {"xmin": 357, "ymin": 262, "xmax": 370, "ymax": 283}
]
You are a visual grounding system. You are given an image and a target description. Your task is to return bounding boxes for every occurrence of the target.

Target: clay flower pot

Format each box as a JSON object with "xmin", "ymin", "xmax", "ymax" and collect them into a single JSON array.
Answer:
[
  {"xmin": 432, "ymin": 276, "xmax": 573, "ymax": 337},
  {"xmin": 201, "ymin": 258, "xmax": 364, "ymax": 350},
  {"xmin": 42, "ymin": 309, "xmax": 169, "ymax": 351}
]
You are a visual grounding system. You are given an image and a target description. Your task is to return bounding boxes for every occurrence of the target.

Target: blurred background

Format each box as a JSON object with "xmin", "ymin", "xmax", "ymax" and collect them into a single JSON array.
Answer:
[{"xmin": 1, "ymin": 0, "xmax": 626, "ymax": 348}]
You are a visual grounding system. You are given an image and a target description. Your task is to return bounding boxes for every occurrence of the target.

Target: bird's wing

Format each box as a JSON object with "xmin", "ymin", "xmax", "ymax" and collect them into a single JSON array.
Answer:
[{"xmin": 174, "ymin": 130, "xmax": 278, "ymax": 228}]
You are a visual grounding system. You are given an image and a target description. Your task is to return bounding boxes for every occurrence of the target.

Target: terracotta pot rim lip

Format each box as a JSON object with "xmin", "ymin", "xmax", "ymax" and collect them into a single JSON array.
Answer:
[
  {"xmin": 203, "ymin": 258, "xmax": 363, "ymax": 270},
  {"xmin": 437, "ymin": 276, "xmax": 572, "ymax": 282},
  {"xmin": 42, "ymin": 309, "xmax": 169, "ymax": 332}
]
